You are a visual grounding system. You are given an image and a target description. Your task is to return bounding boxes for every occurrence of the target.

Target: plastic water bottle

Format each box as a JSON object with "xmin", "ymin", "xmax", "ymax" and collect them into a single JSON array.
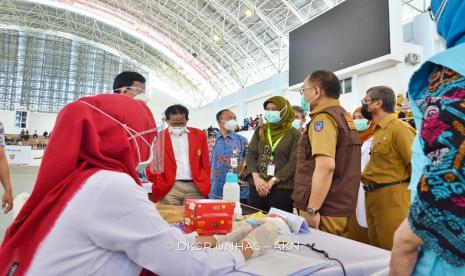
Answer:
[{"xmin": 223, "ymin": 172, "xmax": 242, "ymax": 220}]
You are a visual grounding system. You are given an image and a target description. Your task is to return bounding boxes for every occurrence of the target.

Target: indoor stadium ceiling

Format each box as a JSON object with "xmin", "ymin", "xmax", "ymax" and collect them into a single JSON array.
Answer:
[{"xmin": 0, "ymin": 0, "xmax": 427, "ymax": 106}]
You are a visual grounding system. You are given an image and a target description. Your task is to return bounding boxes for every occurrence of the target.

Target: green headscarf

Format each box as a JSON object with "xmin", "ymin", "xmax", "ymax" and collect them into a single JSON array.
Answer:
[{"xmin": 260, "ymin": 96, "xmax": 294, "ymax": 145}]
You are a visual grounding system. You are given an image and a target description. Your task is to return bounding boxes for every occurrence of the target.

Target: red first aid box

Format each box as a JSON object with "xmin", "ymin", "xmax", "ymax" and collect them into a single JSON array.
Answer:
[{"xmin": 184, "ymin": 199, "xmax": 235, "ymax": 235}]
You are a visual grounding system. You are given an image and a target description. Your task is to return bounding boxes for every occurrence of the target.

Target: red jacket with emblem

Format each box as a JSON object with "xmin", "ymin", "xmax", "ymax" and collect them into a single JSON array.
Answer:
[{"xmin": 146, "ymin": 127, "xmax": 211, "ymax": 202}]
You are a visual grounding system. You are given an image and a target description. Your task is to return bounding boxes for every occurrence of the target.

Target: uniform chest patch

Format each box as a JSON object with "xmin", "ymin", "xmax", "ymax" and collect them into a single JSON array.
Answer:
[{"xmin": 314, "ymin": 121, "xmax": 324, "ymax": 132}]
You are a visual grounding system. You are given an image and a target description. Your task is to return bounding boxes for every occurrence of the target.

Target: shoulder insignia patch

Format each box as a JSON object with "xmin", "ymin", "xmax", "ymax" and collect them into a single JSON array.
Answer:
[{"xmin": 314, "ymin": 121, "xmax": 324, "ymax": 132}]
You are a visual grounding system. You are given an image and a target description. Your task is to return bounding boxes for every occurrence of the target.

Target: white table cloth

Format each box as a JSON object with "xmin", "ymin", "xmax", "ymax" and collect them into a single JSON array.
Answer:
[{"xmin": 231, "ymin": 229, "xmax": 390, "ymax": 276}]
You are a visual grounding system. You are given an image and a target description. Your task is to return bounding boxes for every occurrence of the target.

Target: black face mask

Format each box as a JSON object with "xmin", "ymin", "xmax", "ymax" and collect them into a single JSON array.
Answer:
[{"xmin": 361, "ymin": 104, "xmax": 373, "ymax": 121}]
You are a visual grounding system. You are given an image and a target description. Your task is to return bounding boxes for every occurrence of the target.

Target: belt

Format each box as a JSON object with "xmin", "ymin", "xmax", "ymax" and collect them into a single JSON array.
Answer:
[
  {"xmin": 362, "ymin": 178, "xmax": 410, "ymax": 192},
  {"xmin": 176, "ymin": 179, "xmax": 193, "ymax": 183}
]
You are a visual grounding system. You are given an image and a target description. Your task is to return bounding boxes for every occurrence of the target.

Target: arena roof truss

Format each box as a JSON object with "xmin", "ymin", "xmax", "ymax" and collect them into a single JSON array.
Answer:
[{"xmin": 0, "ymin": 0, "xmax": 427, "ymax": 107}]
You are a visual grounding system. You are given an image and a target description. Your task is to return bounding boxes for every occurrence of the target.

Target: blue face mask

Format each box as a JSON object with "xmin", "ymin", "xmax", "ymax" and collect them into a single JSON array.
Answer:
[
  {"xmin": 292, "ymin": 119, "xmax": 302, "ymax": 129},
  {"xmin": 264, "ymin": 111, "xmax": 281, "ymax": 124},
  {"xmin": 354, "ymin": 119, "xmax": 369, "ymax": 132},
  {"xmin": 264, "ymin": 105, "xmax": 287, "ymax": 124}
]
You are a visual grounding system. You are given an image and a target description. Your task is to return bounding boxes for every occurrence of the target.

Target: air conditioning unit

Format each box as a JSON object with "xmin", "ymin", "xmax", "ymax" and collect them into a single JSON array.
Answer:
[{"xmin": 404, "ymin": 53, "xmax": 421, "ymax": 65}]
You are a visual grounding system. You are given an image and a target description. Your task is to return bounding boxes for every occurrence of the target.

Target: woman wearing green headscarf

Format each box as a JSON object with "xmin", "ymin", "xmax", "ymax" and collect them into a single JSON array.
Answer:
[{"xmin": 245, "ymin": 96, "xmax": 300, "ymax": 213}]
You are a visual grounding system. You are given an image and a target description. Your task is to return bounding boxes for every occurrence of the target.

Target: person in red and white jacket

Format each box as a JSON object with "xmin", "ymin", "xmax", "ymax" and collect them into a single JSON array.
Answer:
[{"xmin": 147, "ymin": 104, "xmax": 211, "ymax": 204}]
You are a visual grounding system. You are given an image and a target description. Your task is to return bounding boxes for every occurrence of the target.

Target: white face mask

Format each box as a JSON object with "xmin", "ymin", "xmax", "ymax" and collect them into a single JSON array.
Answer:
[
  {"xmin": 78, "ymin": 101, "xmax": 156, "ymax": 171},
  {"xmin": 134, "ymin": 93, "xmax": 149, "ymax": 103},
  {"xmin": 169, "ymin": 126, "xmax": 187, "ymax": 136},
  {"xmin": 224, "ymin": 119, "xmax": 238, "ymax": 131}
]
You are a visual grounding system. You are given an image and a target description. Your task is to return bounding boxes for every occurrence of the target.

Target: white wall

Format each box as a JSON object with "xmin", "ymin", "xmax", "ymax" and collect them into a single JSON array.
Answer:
[
  {"xmin": 0, "ymin": 110, "xmax": 57, "ymax": 134},
  {"xmin": 354, "ymin": 42, "xmax": 423, "ymax": 112},
  {"xmin": 283, "ymin": 88, "xmax": 304, "ymax": 109},
  {"xmin": 28, "ymin": 112, "xmax": 57, "ymax": 134},
  {"xmin": 196, "ymin": 46, "xmax": 422, "ymax": 124},
  {"xmin": 146, "ymin": 89, "xmax": 180, "ymax": 125},
  {"xmin": 245, "ymin": 92, "xmax": 273, "ymax": 119},
  {"xmin": 198, "ymin": 72, "xmax": 289, "ymax": 127},
  {"xmin": 0, "ymin": 110, "xmax": 16, "ymax": 133},
  {"xmin": 189, "ymin": 105, "xmax": 216, "ymax": 129}
]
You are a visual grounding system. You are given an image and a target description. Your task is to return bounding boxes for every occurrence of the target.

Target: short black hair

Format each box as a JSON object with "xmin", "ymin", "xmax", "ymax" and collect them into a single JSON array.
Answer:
[
  {"xmin": 367, "ymin": 86, "xmax": 396, "ymax": 113},
  {"xmin": 165, "ymin": 104, "xmax": 189, "ymax": 120},
  {"xmin": 216, "ymin": 109, "xmax": 231, "ymax": 122},
  {"xmin": 113, "ymin": 71, "xmax": 146, "ymax": 92},
  {"xmin": 306, "ymin": 70, "xmax": 341, "ymax": 99}
]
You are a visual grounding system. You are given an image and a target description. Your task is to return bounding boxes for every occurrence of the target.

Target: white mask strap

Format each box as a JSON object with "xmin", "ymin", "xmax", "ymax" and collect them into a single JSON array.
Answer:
[
  {"xmin": 280, "ymin": 105, "xmax": 288, "ymax": 115},
  {"xmin": 78, "ymin": 101, "xmax": 152, "ymax": 163}
]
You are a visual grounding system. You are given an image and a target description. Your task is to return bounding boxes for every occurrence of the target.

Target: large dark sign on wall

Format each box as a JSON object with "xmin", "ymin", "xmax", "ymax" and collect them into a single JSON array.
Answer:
[{"xmin": 289, "ymin": 0, "xmax": 390, "ymax": 86}]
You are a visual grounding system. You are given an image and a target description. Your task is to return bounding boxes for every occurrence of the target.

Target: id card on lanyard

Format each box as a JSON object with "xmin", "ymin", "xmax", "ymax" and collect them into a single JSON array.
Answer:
[
  {"xmin": 231, "ymin": 150, "xmax": 239, "ymax": 168},
  {"xmin": 267, "ymin": 128, "xmax": 283, "ymax": 176},
  {"xmin": 230, "ymin": 135, "xmax": 242, "ymax": 169}
]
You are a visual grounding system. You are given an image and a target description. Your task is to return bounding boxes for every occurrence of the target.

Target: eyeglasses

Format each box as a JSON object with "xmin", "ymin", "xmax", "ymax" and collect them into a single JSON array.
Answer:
[
  {"xmin": 116, "ymin": 86, "xmax": 146, "ymax": 95},
  {"xmin": 299, "ymin": 85, "xmax": 315, "ymax": 95},
  {"xmin": 361, "ymin": 98, "xmax": 377, "ymax": 105},
  {"xmin": 126, "ymin": 86, "xmax": 146, "ymax": 95}
]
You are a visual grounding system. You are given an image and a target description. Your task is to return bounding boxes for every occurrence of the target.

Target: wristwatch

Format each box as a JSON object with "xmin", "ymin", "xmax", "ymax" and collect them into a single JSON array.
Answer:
[
  {"xmin": 270, "ymin": 176, "xmax": 279, "ymax": 184},
  {"xmin": 305, "ymin": 207, "xmax": 319, "ymax": 216}
]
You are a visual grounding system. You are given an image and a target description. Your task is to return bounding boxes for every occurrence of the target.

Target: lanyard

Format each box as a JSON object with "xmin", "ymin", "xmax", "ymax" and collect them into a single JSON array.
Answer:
[{"xmin": 267, "ymin": 127, "xmax": 284, "ymax": 153}]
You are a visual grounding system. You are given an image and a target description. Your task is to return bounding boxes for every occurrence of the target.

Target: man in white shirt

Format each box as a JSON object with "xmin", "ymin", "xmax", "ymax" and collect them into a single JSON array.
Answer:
[{"xmin": 148, "ymin": 105, "xmax": 211, "ymax": 205}]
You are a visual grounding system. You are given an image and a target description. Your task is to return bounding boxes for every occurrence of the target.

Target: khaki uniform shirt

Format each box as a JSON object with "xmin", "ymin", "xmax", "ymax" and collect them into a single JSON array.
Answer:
[
  {"xmin": 361, "ymin": 114, "xmax": 416, "ymax": 184},
  {"xmin": 308, "ymin": 99, "xmax": 340, "ymax": 158}
]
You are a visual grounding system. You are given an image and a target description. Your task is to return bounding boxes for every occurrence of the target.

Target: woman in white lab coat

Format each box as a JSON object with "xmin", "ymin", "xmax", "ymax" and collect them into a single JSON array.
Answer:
[
  {"xmin": 0, "ymin": 94, "xmax": 276, "ymax": 275},
  {"xmin": 346, "ymin": 107, "xmax": 374, "ymax": 244}
]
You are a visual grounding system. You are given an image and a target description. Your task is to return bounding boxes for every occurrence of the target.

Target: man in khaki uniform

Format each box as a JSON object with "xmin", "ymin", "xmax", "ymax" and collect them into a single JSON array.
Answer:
[
  {"xmin": 360, "ymin": 86, "xmax": 415, "ymax": 250},
  {"xmin": 292, "ymin": 70, "xmax": 361, "ymax": 236}
]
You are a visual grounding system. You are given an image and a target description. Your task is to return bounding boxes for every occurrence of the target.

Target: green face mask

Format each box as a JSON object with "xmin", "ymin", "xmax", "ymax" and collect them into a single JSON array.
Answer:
[
  {"xmin": 300, "ymin": 95, "xmax": 310, "ymax": 112},
  {"xmin": 354, "ymin": 119, "xmax": 369, "ymax": 132}
]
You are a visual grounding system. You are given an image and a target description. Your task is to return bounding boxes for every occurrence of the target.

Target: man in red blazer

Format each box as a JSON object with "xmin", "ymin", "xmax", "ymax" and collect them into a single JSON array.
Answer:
[{"xmin": 147, "ymin": 104, "xmax": 211, "ymax": 205}]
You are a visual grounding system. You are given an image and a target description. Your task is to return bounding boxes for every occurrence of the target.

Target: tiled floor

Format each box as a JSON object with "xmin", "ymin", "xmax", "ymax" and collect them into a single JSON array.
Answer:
[{"xmin": 0, "ymin": 166, "xmax": 38, "ymax": 239}]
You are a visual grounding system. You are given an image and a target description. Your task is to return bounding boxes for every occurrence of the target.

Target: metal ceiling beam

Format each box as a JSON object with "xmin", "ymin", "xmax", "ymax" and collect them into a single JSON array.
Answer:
[
  {"xmin": 76, "ymin": 0, "xmax": 260, "ymax": 91},
  {"xmin": 147, "ymin": 6, "xmax": 245, "ymax": 86},
  {"xmin": 204, "ymin": 0, "xmax": 280, "ymax": 70},
  {"xmin": 8, "ymin": 0, "xmax": 349, "ymax": 103},
  {"xmin": 183, "ymin": 1, "xmax": 260, "ymax": 62},
  {"xmin": 401, "ymin": 0, "xmax": 426, "ymax": 13},
  {"xmin": 280, "ymin": 0, "xmax": 306, "ymax": 23},
  {"xmin": 241, "ymin": 0, "xmax": 285, "ymax": 38},
  {"xmin": 322, "ymin": 0, "xmax": 336, "ymax": 8},
  {"xmin": 37, "ymin": 0, "xmax": 224, "ymax": 99},
  {"xmin": 0, "ymin": 0, "xmax": 211, "ymax": 103},
  {"xmin": 157, "ymin": 0, "xmax": 263, "ymax": 82}
]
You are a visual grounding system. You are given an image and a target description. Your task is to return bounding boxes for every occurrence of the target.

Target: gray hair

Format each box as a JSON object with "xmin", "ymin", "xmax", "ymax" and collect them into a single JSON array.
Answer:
[
  {"xmin": 367, "ymin": 86, "xmax": 395, "ymax": 113},
  {"xmin": 292, "ymin": 105, "xmax": 305, "ymax": 117}
]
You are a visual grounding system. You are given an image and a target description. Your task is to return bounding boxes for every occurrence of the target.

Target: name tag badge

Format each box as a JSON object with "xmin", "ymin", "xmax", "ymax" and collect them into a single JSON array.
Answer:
[
  {"xmin": 267, "ymin": 164, "xmax": 276, "ymax": 176},
  {"xmin": 230, "ymin": 158, "xmax": 238, "ymax": 168}
]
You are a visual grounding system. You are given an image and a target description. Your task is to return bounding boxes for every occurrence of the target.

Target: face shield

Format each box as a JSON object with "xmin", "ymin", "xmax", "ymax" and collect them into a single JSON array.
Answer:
[{"xmin": 148, "ymin": 115, "xmax": 166, "ymax": 174}]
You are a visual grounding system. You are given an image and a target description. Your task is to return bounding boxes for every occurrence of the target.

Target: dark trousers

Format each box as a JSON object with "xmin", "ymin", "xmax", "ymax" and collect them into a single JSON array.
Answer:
[{"xmin": 249, "ymin": 185, "xmax": 293, "ymax": 213}]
